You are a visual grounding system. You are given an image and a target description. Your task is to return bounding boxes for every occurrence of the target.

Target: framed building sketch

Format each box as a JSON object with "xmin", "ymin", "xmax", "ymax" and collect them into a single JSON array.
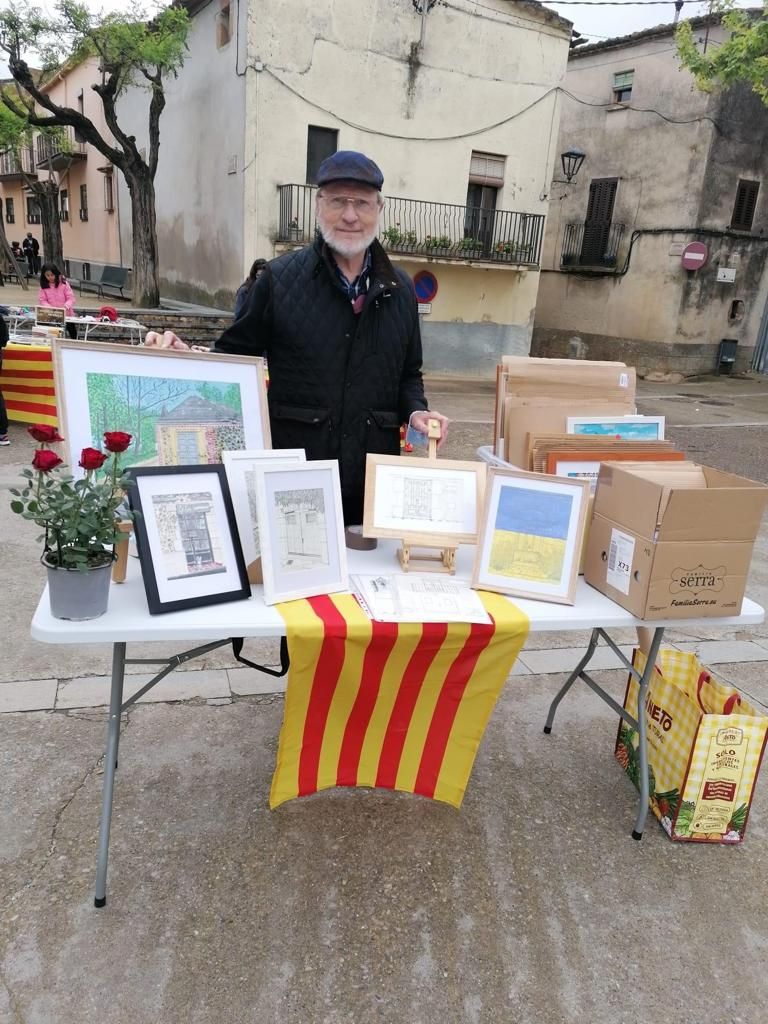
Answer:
[
  {"xmin": 363, "ymin": 454, "xmax": 486, "ymax": 545},
  {"xmin": 253, "ymin": 460, "xmax": 347, "ymax": 605},
  {"xmin": 566, "ymin": 415, "xmax": 665, "ymax": 440},
  {"xmin": 52, "ymin": 339, "xmax": 271, "ymax": 477},
  {"xmin": 472, "ymin": 467, "xmax": 589, "ymax": 605},
  {"xmin": 126, "ymin": 465, "xmax": 250, "ymax": 614},
  {"xmin": 222, "ymin": 448, "xmax": 306, "ymax": 582}
]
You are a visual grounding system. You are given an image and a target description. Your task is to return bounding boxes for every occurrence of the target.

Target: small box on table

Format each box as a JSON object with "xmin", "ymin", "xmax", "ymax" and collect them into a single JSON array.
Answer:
[{"xmin": 584, "ymin": 462, "xmax": 768, "ymax": 619}]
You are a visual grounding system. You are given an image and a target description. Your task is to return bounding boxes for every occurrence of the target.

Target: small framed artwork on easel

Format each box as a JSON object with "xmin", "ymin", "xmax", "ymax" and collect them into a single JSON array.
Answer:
[{"xmin": 363, "ymin": 425, "xmax": 486, "ymax": 574}]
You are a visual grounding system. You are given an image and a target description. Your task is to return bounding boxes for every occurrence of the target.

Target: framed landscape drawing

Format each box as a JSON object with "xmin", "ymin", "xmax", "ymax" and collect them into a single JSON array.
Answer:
[
  {"xmin": 52, "ymin": 339, "xmax": 271, "ymax": 477},
  {"xmin": 472, "ymin": 467, "xmax": 589, "ymax": 605},
  {"xmin": 566, "ymin": 415, "xmax": 665, "ymax": 440},
  {"xmin": 222, "ymin": 448, "xmax": 306, "ymax": 582},
  {"xmin": 363, "ymin": 454, "xmax": 486, "ymax": 545},
  {"xmin": 253, "ymin": 460, "xmax": 347, "ymax": 605},
  {"xmin": 126, "ymin": 465, "xmax": 250, "ymax": 614}
]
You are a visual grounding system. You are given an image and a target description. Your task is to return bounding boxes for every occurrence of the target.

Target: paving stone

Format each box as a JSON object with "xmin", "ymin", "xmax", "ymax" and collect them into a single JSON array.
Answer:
[
  {"xmin": 0, "ymin": 678, "xmax": 58, "ymax": 713},
  {"xmin": 227, "ymin": 667, "xmax": 288, "ymax": 696},
  {"xmin": 673, "ymin": 640, "xmax": 768, "ymax": 665},
  {"xmin": 55, "ymin": 669, "xmax": 231, "ymax": 709},
  {"xmin": 521, "ymin": 644, "xmax": 635, "ymax": 675}
]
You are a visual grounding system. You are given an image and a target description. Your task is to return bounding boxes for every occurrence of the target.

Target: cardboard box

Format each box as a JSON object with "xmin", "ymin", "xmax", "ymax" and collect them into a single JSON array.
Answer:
[{"xmin": 584, "ymin": 463, "xmax": 768, "ymax": 619}]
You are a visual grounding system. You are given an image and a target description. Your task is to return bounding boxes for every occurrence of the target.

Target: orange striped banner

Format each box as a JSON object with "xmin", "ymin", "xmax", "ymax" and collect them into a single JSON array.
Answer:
[
  {"xmin": 0, "ymin": 343, "xmax": 58, "ymax": 426},
  {"xmin": 270, "ymin": 591, "xmax": 529, "ymax": 809}
]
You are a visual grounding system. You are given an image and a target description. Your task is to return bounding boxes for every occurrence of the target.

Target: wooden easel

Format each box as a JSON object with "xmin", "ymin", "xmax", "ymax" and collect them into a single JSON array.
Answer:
[{"xmin": 397, "ymin": 418, "xmax": 457, "ymax": 575}]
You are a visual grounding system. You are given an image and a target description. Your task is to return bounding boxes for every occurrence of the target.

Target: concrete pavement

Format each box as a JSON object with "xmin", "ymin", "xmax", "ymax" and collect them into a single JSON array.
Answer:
[{"xmin": 1, "ymin": 373, "xmax": 768, "ymax": 1023}]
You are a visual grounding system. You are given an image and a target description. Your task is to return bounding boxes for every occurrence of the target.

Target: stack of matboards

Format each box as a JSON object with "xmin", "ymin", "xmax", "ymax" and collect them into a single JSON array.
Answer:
[
  {"xmin": 494, "ymin": 356, "xmax": 636, "ymax": 467},
  {"xmin": 529, "ymin": 434, "xmax": 684, "ymax": 478}
]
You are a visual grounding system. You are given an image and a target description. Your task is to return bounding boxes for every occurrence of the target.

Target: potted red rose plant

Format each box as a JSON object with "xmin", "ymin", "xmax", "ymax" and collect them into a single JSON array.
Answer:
[{"xmin": 10, "ymin": 425, "xmax": 136, "ymax": 620}]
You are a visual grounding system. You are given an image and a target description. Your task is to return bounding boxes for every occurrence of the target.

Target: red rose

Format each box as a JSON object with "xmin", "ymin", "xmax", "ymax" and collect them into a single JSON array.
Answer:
[
  {"xmin": 103, "ymin": 431, "xmax": 132, "ymax": 453},
  {"xmin": 28, "ymin": 424, "xmax": 64, "ymax": 443},
  {"xmin": 32, "ymin": 449, "xmax": 63, "ymax": 473},
  {"xmin": 79, "ymin": 447, "xmax": 108, "ymax": 470}
]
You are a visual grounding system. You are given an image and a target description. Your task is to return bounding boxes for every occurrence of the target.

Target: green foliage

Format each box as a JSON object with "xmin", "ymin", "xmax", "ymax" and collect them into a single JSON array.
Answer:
[
  {"xmin": 676, "ymin": 3, "xmax": 768, "ymax": 105},
  {"xmin": 0, "ymin": 2, "xmax": 189, "ymax": 89},
  {"xmin": 11, "ymin": 437, "xmax": 137, "ymax": 570}
]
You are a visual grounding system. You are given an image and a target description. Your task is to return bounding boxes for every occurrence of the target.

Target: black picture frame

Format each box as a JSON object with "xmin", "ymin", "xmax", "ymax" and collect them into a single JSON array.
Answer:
[{"xmin": 126, "ymin": 465, "xmax": 250, "ymax": 615}]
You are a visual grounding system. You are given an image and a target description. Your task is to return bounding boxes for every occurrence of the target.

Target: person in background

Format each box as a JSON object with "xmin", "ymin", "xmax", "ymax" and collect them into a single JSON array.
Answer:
[
  {"xmin": 145, "ymin": 150, "xmax": 448, "ymax": 526},
  {"xmin": 38, "ymin": 263, "xmax": 78, "ymax": 339},
  {"xmin": 234, "ymin": 258, "xmax": 268, "ymax": 320},
  {"xmin": 0, "ymin": 312, "xmax": 9, "ymax": 445},
  {"xmin": 22, "ymin": 232, "xmax": 40, "ymax": 277}
]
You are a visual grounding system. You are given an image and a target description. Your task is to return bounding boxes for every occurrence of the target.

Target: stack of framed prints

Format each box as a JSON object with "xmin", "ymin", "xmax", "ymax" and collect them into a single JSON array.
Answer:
[
  {"xmin": 472, "ymin": 468, "xmax": 590, "ymax": 605},
  {"xmin": 51, "ymin": 339, "xmax": 271, "ymax": 476},
  {"xmin": 222, "ymin": 449, "xmax": 306, "ymax": 583},
  {"xmin": 362, "ymin": 454, "xmax": 486, "ymax": 573},
  {"xmin": 127, "ymin": 465, "xmax": 250, "ymax": 614}
]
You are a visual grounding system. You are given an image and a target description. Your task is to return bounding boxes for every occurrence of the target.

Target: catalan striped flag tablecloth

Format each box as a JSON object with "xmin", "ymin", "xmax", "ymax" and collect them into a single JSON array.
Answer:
[
  {"xmin": 0, "ymin": 343, "xmax": 57, "ymax": 426},
  {"xmin": 271, "ymin": 591, "xmax": 529, "ymax": 809}
]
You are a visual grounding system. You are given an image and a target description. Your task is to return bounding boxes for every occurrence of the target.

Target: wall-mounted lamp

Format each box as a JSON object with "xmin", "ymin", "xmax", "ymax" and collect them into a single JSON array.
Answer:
[
  {"xmin": 557, "ymin": 147, "xmax": 586, "ymax": 184},
  {"xmin": 541, "ymin": 147, "xmax": 587, "ymax": 202}
]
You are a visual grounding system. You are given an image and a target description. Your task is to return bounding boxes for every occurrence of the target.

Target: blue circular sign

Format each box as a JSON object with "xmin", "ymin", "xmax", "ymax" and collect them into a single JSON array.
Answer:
[{"xmin": 413, "ymin": 270, "xmax": 438, "ymax": 304}]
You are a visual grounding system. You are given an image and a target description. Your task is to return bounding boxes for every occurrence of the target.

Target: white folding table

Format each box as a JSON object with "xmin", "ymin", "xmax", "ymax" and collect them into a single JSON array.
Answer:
[{"xmin": 30, "ymin": 541, "xmax": 765, "ymax": 907}]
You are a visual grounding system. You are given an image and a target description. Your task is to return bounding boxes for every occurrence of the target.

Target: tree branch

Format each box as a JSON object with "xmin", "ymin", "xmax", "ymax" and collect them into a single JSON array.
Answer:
[
  {"xmin": 145, "ymin": 68, "xmax": 165, "ymax": 180},
  {"xmin": 8, "ymin": 56, "xmax": 124, "ymax": 168}
]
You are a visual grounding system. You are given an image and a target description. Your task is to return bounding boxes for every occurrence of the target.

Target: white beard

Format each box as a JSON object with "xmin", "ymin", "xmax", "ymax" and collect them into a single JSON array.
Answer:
[{"xmin": 316, "ymin": 215, "xmax": 378, "ymax": 258}]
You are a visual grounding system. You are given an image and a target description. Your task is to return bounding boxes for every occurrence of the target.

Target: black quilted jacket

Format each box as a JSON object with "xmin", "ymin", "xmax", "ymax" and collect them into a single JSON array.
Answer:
[{"xmin": 215, "ymin": 237, "xmax": 428, "ymax": 522}]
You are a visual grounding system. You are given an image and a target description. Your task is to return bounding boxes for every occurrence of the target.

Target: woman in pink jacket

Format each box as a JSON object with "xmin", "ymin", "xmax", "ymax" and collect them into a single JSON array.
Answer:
[{"xmin": 38, "ymin": 263, "xmax": 78, "ymax": 338}]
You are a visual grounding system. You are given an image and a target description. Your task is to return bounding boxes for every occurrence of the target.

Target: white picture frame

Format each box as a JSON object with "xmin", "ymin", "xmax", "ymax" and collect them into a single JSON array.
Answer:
[
  {"xmin": 566, "ymin": 415, "xmax": 665, "ymax": 441},
  {"xmin": 472, "ymin": 467, "xmax": 590, "ymax": 605},
  {"xmin": 253, "ymin": 460, "xmax": 348, "ymax": 605},
  {"xmin": 222, "ymin": 448, "xmax": 306, "ymax": 576},
  {"xmin": 52, "ymin": 339, "xmax": 271, "ymax": 477},
  {"xmin": 363, "ymin": 454, "xmax": 486, "ymax": 545}
]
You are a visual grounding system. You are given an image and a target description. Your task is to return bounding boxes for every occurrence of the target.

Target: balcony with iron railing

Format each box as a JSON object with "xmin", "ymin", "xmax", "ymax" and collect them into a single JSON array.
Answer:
[
  {"xmin": 35, "ymin": 127, "xmax": 87, "ymax": 170},
  {"xmin": 560, "ymin": 221, "xmax": 625, "ymax": 271},
  {"xmin": 277, "ymin": 184, "xmax": 544, "ymax": 266},
  {"xmin": 0, "ymin": 147, "xmax": 37, "ymax": 180}
]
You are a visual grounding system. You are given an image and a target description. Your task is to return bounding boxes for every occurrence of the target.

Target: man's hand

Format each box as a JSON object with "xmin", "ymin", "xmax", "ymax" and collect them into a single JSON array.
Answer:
[
  {"xmin": 144, "ymin": 330, "xmax": 209, "ymax": 353},
  {"xmin": 409, "ymin": 409, "xmax": 450, "ymax": 449}
]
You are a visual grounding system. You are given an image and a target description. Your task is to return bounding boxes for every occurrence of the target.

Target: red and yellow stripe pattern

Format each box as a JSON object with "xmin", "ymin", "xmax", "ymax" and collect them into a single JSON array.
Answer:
[
  {"xmin": 0, "ymin": 343, "xmax": 58, "ymax": 426},
  {"xmin": 271, "ymin": 591, "xmax": 529, "ymax": 808}
]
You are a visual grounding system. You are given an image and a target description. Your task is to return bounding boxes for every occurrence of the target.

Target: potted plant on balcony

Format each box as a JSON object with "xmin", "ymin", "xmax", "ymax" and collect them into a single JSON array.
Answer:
[
  {"xmin": 287, "ymin": 217, "xmax": 303, "ymax": 243},
  {"xmin": 381, "ymin": 224, "xmax": 404, "ymax": 250},
  {"xmin": 10, "ymin": 426, "xmax": 137, "ymax": 620},
  {"xmin": 424, "ymin": 234, "xmax": 453, "ymax": 257},
  {"xmin": 459, "ymin": 237, "xmax": 484, "ymax": 259}
]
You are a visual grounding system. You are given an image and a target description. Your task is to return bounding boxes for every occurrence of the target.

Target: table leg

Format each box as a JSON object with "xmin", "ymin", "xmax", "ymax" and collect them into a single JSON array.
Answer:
[
  {"xmin": 543, "ymin": 627, "xmax": 600, "ymax": 734},
  {"xmin": 631, "ymin": 626, "xmax": 665, "ymax": 841},
  {"xmin": 94, "ymin": 642, "xmax": 126, "ymax": 908}
]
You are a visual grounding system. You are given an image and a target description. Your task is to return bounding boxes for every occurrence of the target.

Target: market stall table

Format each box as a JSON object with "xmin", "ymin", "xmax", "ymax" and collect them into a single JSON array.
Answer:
[
  {"xmin": 30, "ymin": 541, "xmax": 765, "ymax": 907},
  {"xmin": 67, "ymin": 316, "xmax": 147, "ymax": 346}
]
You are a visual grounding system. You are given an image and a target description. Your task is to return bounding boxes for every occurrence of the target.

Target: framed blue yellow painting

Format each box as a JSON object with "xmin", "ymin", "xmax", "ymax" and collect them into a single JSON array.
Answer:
[
  {"xmin": 51, "ymin": 339, "xmax": 271, "ymax": 478},
  {"xmin": 472, "ymin": 468, "xmax": 589, "ymax": 605}
]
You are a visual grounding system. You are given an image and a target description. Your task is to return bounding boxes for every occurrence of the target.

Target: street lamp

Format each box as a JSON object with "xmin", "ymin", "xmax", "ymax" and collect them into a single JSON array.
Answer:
[{"xmin": 560, "ymin": 147, "xmax": 586, "ymax": 183}]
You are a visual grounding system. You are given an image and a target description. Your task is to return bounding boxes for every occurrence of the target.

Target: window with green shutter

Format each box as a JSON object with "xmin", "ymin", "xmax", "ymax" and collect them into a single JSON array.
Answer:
[
  {"xmin": 613, "ymin": 70, "xmax": 633, "ymax": 103},
  {"xmin": 731, "ymin": 180, "xmax": 759, "ymax": 232}
]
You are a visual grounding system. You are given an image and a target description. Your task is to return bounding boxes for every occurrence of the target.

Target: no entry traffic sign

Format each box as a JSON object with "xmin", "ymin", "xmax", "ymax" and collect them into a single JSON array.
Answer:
[{"xmin": 681, "ymin": 242, "xmax": 709, "ymax": 271}]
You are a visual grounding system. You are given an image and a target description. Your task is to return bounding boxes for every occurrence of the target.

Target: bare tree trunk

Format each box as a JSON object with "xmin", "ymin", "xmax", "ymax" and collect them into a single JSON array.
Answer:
[
  {"xmin": 126, "ymin": 167, "xmax": 160, "ymax": 307},
  {"xmin": 36, "ymin": 180, "xmax": 64, "ymax": 269}
]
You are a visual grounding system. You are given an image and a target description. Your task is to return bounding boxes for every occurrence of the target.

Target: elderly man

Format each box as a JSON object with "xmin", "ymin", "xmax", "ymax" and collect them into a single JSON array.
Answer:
[{"xmin": 148, "ymin": 150, "xmax": 448, "ymax": 525}]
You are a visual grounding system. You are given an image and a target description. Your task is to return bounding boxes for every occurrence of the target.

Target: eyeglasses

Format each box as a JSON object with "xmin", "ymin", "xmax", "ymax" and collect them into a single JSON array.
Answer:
[{"xmin": 319, "ymin": 195, "xmax": 379, "ymax": 214}]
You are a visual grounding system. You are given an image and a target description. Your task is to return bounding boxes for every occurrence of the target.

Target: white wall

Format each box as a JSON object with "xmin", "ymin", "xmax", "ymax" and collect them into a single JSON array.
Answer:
[
  {"xmin": 244, "ymin": 0, "xmax": 571, "ymax": 255},
  {"xmin": 116, "ymin": 0, "xmax": 248, "ymax": 305}
]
